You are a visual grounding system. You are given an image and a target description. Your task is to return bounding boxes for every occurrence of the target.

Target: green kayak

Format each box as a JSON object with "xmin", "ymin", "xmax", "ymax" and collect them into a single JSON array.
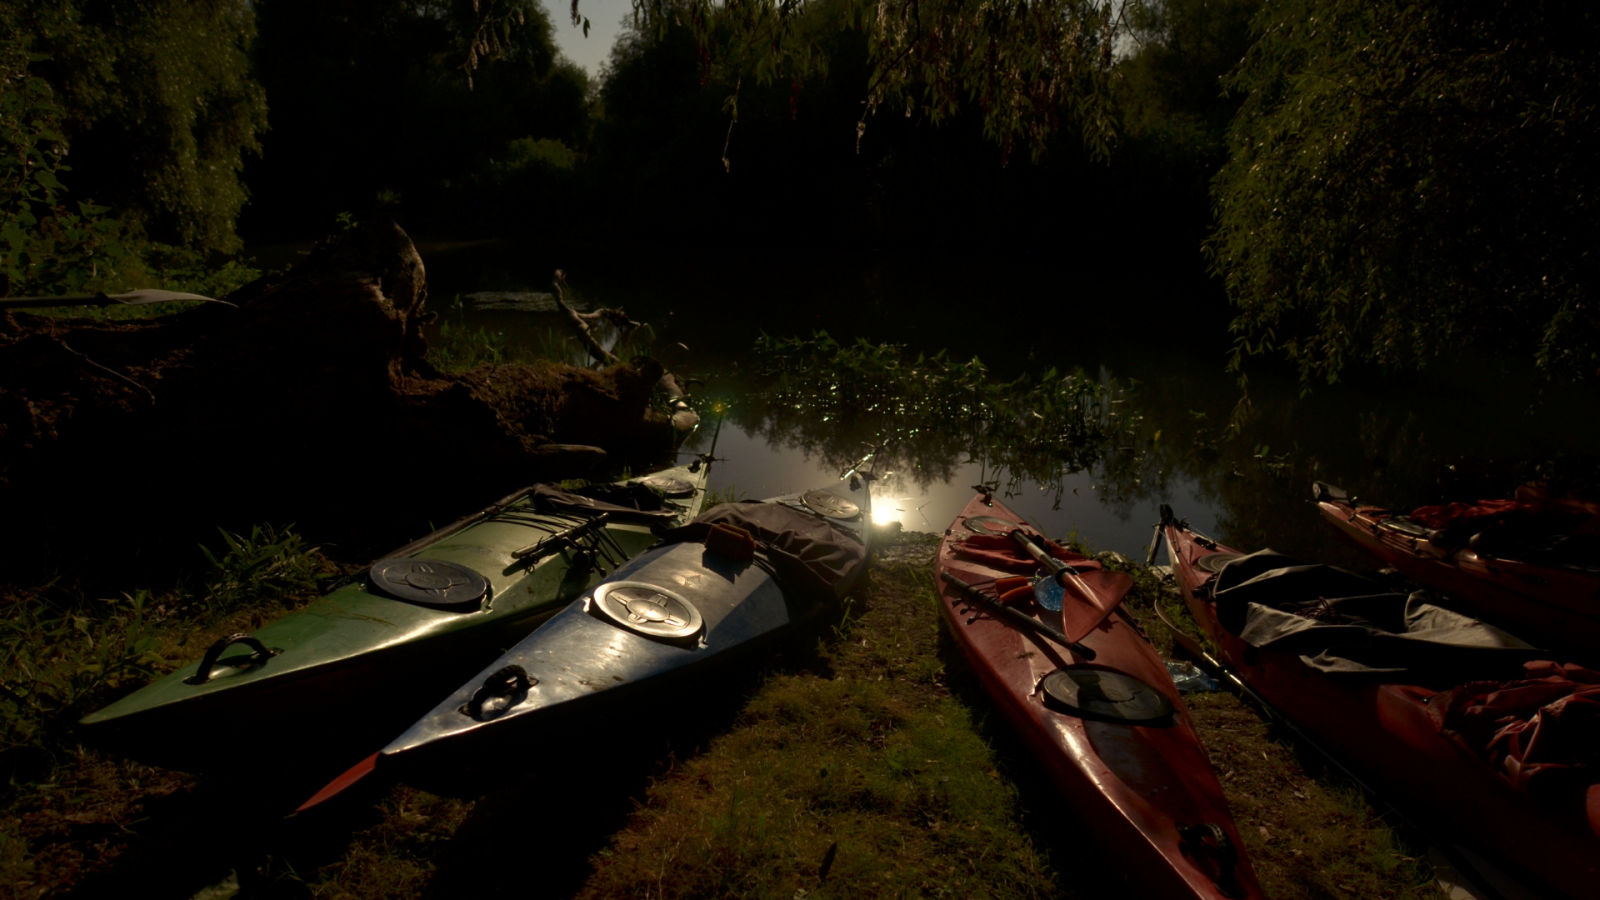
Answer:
[{"xmin": 79, "ymin": 461, "xmax": 713, "ymax": 776}]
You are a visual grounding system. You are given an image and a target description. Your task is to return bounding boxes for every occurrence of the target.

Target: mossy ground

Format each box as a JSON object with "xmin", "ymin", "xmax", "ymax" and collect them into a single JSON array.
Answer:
[{"xmin": 1, "ymin": 530, "xmax": 1444, "ymax": 899}]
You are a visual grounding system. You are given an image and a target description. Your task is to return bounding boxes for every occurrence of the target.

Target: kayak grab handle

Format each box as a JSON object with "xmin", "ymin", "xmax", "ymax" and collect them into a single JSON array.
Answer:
[
  {"xmin": 184, "ymin": 633, "xmax": 280, "ymax": 685},
  {"xmin": 1179, "ymin": 822, "xmax": 1243, "ymax": 899},
  {"xmin": 462, "ymin": 664, "xmax": 537, "ymax": 719}
]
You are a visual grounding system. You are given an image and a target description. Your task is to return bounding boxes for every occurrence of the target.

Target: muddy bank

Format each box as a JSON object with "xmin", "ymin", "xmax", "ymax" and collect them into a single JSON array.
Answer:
[{"xmin": 0, "ymin": 221, "xmax": 680, "ymax": 576}]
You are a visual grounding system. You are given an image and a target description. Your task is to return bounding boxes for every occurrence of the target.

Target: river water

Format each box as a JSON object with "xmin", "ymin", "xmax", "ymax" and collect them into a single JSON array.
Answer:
[{"xmin": 416, "ymin": 236, "xmax": 1600, "ymax": 569}]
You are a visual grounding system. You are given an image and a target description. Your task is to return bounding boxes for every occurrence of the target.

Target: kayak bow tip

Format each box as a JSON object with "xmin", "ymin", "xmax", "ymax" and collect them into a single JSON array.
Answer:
[{"xmin": 294, "ymin": 751, "xmax": 382, "ymax": 816}]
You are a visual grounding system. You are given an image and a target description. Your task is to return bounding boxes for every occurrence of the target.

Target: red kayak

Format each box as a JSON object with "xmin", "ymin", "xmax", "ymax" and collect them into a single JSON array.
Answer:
[
  {"xmin": 935, "ymin": 493, "xmax": 1263, "ymax": 900},
  {"xmin": 1314, "ymin": 481, "xmax": 1600, "ymax": 659},
  {"xmin": 1162, "ymin": 509, "xmax": 1600, "ymax": 900}
]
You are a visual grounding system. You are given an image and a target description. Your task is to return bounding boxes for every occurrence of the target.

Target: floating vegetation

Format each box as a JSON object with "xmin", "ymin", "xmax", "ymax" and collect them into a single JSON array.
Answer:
[{"xmin": 742, "ymin": 332, "xmax": 1152, "ymax": 508}]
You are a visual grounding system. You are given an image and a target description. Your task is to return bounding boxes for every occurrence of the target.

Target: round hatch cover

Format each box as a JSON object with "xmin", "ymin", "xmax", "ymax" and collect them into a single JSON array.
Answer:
[
  {"xmin": 1196, "ymin": 552, "xmax": 1246, "ymax": 574},
  {"xmin": 801, "ymin": 490, "xmax": 860, "ymax": 519},
  {"xmin": 370, "ymin": 558, "xmax": 489, "ymax": 609},
  {"xmin": 592, "ymin": 581, "xmax": 704, "ymax": 641},
  {"xmin": 1039, "ymin": 667, "xmax": 1175, "ymax": 724},
  {"xmin": 637, "ymin": 475, "xmax": 696, "ymax": 498},
  {"xmin": 962, "ymin": 516, "xmax": 1014, "ymax": 536}
]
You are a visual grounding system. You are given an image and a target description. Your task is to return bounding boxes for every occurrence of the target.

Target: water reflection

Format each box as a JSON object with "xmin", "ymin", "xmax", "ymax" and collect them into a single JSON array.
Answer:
[
  {"xmin": 707, "ymin": 333, "xmax": 1193, "ymax": 552},
  {"xmin": 421, "ymin": 241, "xmax": 1600, "ymax": 568}
]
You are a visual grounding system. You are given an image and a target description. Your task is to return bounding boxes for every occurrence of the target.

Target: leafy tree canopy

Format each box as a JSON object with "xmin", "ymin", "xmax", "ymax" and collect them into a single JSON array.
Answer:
[
  {"xmin": 243, "ymin": 0, "xmax": 589, "ymax": 239},
  {"xmin": 591, "ymin": 0, "xmax": 1125, "ymax": 160},
  {"xmin": 1210, "ymin": 0, "xmax": 1600, "ymax": 387},
  {"xmin": 4, "ymin": 0, "xmax": 267, "ymax": 254}
]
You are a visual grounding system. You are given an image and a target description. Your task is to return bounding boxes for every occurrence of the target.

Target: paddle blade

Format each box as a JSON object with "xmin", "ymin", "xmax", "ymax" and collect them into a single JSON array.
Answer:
[
  {"xmin": 295, "ymin": 752, "xmax": 380, "ymax": 814},
  {"xmin": 1059, "ymin": 570, "xmax": 1135, "ymax": 643},
  {"xmin": 113, "ymin": 289, "xmax": 226, "ymax": 305}
]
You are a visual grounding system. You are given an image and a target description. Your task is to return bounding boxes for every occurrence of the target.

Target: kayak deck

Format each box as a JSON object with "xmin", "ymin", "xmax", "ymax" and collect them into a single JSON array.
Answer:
[
  {"xmin": 79, "ymin": 464, "xmax": 711, "ymax": 775},
  {"xmin": 936, "ymin": 494, "xmax": 1262, "ymax": 900},
  {"xmin": 1164, "ymin": 516, "xmax": 1600, "ymax": 900},
  {"xmin": 1316, "ymin": 494, "xmax": 1600, "ymax": 659},
  {"xmin": 360, "ymin": 477, "xmax": 874, "ymax": 798}
]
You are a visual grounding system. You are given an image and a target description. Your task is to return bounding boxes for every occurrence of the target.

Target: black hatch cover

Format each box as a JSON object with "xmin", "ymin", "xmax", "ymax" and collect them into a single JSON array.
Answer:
[
  {"xmin": 1039, "ymin": 667, "xmax": 1175, "ymax": 724},
  {"xmin": 961, "ymin": 515, "xmax": 1014, "ymax": 536},
  {"xmin": 637, "ymin": 475, "xmax": 696, "ymax": 498},
  {"xmin": 370, "ymin": 558, "xmax": 490, "ymax": 610},
  {"xmin": 1196, "ymin": 552, "xmax": 1247, "ymax": 574},
  {"xmin": 801, "ymin": 490, "xmax": 860, "ymax": 520}
]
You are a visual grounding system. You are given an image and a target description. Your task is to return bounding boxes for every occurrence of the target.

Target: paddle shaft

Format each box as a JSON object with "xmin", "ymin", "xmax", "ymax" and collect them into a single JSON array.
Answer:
[
  {"xmin": 940, "ymin": 572, "xmax": 1095, "ymax": 660},
  {"xmin": 1009, "ymin": 529, "xmax": 1099, "ymax": 603},
  {"xmin": 0, "ymin": 295, "xmax": 112, "ymax": 310},
  {"xmin": 1144, "ymin": 521, "xmax": 1165, "ymax": 568},
  {"xmin": 0, "ymin": 289, "xmax": 227, "ymax": 310},
  {"xmin": 1147, "ymin": 555, "xmax": 1521, "ymax": 900}
]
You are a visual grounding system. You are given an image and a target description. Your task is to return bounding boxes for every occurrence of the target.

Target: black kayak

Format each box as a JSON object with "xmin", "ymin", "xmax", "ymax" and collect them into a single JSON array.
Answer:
[{"xmin": 306, "ymin": 477, "xmax": 873, "ymax": 802}]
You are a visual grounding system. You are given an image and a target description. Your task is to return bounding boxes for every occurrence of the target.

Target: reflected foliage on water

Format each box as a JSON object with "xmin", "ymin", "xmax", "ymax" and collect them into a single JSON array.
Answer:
[{"xmin": 734, "ymin": 333, "xmax": 1152, "ymax": 507}]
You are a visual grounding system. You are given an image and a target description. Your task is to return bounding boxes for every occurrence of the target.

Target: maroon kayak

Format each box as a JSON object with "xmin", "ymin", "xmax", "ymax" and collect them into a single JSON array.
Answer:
[
  {"xmin": 1313, "ymin": 481, "xmax": 1600, "ymax": 659},
  {"xmin": 935, "ymin": 493, "xmax": 1263, "ymax": 900},
  {"xmin": 1162, "ymin": 510, "xmax": 1600, "ymax": 900}
]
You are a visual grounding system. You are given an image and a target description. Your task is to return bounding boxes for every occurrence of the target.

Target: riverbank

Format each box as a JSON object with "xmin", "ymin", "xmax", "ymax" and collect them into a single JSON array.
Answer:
[{"xmin": 2, "ymin": 529, "xmax": 1437, "ymax": 899}]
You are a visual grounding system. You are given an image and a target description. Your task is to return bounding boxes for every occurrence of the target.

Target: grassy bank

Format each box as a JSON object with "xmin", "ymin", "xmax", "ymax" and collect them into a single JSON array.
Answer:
[
  {"xmin": 0, "ymin": 525, "xmax": 337, "ymax": 897},
  {"xmin": 0, "ymin": 530, "xmax": 1438, "ymax": 899}
]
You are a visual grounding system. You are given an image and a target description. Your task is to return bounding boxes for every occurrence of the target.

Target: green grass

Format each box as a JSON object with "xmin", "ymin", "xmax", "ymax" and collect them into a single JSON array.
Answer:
[
  {"xmin": 700, "ymin": 484, "xmax": 746, "ymax": 512},
  {"xmin": 571, "ymin": 532, "xmax": 1062, "ymax": 900},
  {"xmin": 1091, "ymin": 548, "xmax": 1439, "ymax": 900},
  {"xmin": 0, "ymin": 523, "xmax": 335, "ymax": 859},
  {"xmin": 0, "ymin": 530, "xmax": 1449, "ymax": 899},
  {"xmin": 426, "ymin": 319, "xmax": 514, "ymax": 371}
]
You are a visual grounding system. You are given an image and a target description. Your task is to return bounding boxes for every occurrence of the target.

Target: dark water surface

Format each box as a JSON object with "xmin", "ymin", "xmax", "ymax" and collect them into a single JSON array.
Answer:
[{"xmin": 416, "ymin": 236, "xmax": 1600, "ymax": 570}]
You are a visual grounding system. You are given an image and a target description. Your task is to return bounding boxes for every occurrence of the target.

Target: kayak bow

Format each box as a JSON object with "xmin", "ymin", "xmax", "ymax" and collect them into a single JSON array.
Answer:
[
  {"xmin": 80, "ymin": 462, "xmax": 714, "ymax": 777},
  {"xmin": 308, "ymin": 474, "xmax": 874, "ymax": 802}
]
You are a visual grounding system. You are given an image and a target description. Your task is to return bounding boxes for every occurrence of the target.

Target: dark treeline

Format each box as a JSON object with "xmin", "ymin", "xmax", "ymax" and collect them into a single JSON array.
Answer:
[
  {"xmin": 237, "ymin": 0, "xmax": 1245, "ymax": 266},
  {"xmin": 243, "ymin": 0, "xmax": 1254, "ymax": 262},
  {"xmin": 3, "ymin": 0, "xmax": 1252, "ymax": 256},
  {"xmin": 4, "ymin": 0, "xmax": 1595, "ymax": 386}
]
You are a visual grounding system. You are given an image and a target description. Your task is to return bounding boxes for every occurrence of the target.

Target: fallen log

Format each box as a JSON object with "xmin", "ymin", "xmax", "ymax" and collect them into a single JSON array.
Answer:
[
  {"xmin": 551, "ymin": 270, "xmax": 642, "ymax": 366},
  {"xmin": 550, "ymin": 269, "xmax": 698, "ymax": 434}
]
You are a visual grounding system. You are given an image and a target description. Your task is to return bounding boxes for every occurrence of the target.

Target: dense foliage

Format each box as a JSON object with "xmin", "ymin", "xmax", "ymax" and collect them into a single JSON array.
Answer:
[
  {"xmin": 8, "ymin": 0, "xmax": 1594, "ymax": 387},
  {"xmin": 243, "ymin": 0, "xmax": 589, "ymax": 239},
  {"xmin": 1211, "ymin": 0, "xmax": 1600, "ymax": 385},
  {"xmin": 619, "ymin": 0, "xmax": 1123, "ymax": 159},
  {"xmin": 0, "ymin": 46, "xmax": 130, "ymax": 295},
  {"xmin": 4, "ymin": 0, "xmax": 266, "ymax": 254}
]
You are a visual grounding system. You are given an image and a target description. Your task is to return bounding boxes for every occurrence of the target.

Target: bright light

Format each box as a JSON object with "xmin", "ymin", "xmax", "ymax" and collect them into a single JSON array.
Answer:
[{"xmin": 872, "ymin": 505, "xmax": 900, "ymax": 525}]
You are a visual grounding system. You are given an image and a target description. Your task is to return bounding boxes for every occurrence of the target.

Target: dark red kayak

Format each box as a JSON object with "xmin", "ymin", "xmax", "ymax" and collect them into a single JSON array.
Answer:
[
  {"xmin": 935, "ymin": 493, "xmax": 1263, "ymax": 900},
  {"xmin": 1162, "ymin": 508, "xmax": 1600, "ymax": 900},
  {"xmin": 1314, "ymin": 481, "xmax": 1600, "ymax": 659}
]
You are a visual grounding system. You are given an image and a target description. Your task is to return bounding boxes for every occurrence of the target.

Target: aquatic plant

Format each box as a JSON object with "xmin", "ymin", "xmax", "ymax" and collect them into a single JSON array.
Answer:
[
  {"xmin": 745, "ymin": 332, "xmax": 1151, "ymax": 508},
  {"xmin": 427, "ymin": 319, "xmax": 513, "ymax": 371}
]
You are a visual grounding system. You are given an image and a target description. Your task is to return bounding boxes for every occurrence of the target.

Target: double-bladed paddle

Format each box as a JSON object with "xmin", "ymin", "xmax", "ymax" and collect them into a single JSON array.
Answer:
[
  {"xmin": 940, "ymin": 572, "xmax": 1096, "ymax": 660},
  {"xmin": 1009, "ymin": 529, "xmax": 1133, "ymax": 643},
  {"xmin": 1, "ymin": 289, "xmax": 233, "ymax": 311}
]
